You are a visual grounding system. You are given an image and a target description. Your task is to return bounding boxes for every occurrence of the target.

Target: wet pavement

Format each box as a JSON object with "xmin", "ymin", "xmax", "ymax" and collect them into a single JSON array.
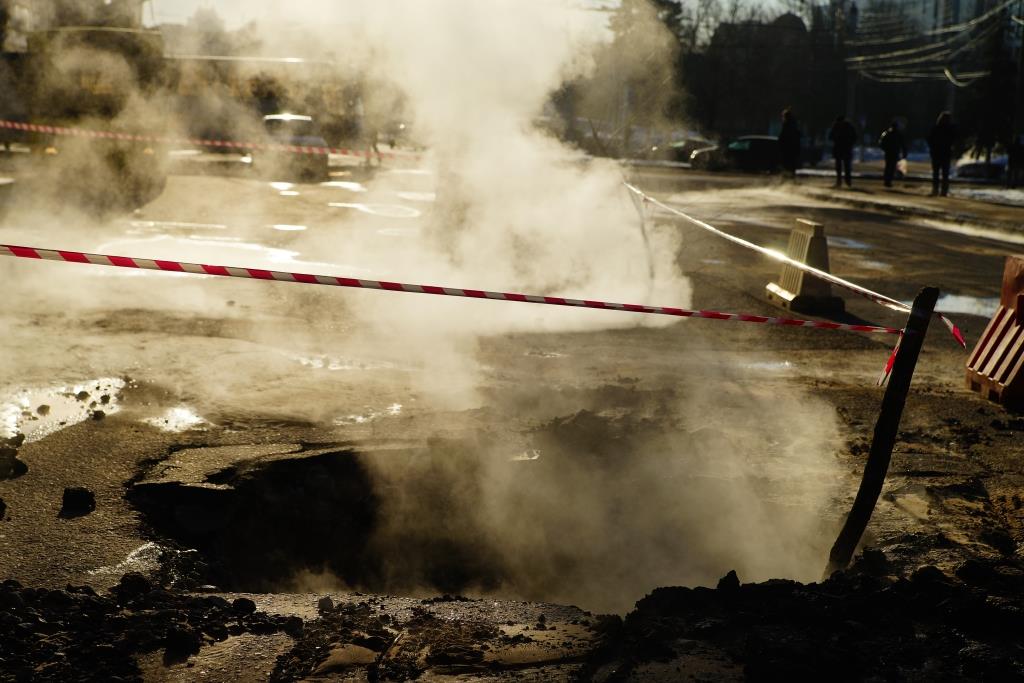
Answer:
[{"xmin": 1, "ymin": 158, "xmax": 1024, "ymax": 680}]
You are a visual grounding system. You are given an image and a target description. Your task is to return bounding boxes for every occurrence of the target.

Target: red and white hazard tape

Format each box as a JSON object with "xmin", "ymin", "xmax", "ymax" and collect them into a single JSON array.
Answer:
[
  {"xmin": 0, "ymin": 119, "xmax": 418, "ymax": 161},
  {"xmin": 0, "ymin": 244, "xmax": 904, "ymax": 337},
  {"xmin": 623, "ymin": 182, "xmax": 966, "ymax": 348}
]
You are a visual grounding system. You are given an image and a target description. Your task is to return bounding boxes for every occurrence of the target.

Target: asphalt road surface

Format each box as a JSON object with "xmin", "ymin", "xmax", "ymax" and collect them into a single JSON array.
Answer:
[{"xmin": 1, "ymin": 155, "xmax": 1023, "ymax": 680}]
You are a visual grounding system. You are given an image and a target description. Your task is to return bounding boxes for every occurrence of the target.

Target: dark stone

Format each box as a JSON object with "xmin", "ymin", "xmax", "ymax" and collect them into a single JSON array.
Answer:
[
  {"xmin": 856, "ymin": 549, "xmax": 890, "ymax": 576},
  {"xmin": 115, "ymin": 572, "xmax": 152, "ymax": 601},
  {"xmin": 163, "ymin": 625, "xmax": 202, "ymax": 662},
  {"xmin": 282, "ymin": 616, "xmax": 304, "ymax": 638},
  {"xmin": 231, "ymin": 597, "xmax": 257, "ymax": 616},
  {"xmin": 0, "ymin": 497, "xmax": 5, "ymax": 520},
  {"xmin": 204, "ymin": 623, "xmax": 229, "ymax": 642},
  {"xmin": 717, "ymin": 570, "xmax": 741, "ymax": 592},
  {"xmin": 316, "ymin": 596, "xmax": 334, "ymax": 614},
  {"xmin": 59, "ymin": 487, "xmax": 96, "ymax": 518},
  {"xmin": 245, "ymin": 614, "xmax": 278, "ymax": 635},
  {"xmin": 352, "ymin": 634, "xmax": 389, "ymax": 651},
  {"xmin": 0, "ymin": 590, "xmax": 25, "ymax": 610},
  {"xmin": 40, "ymin": 590, "xmax": 75, "ymax": 610},
  {"xmin": 0, "ymin": 436, "xmax": 28, "ymax": 481}
]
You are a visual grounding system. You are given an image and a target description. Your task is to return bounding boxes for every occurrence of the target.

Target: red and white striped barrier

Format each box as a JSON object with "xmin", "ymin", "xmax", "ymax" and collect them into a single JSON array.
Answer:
[
  {"xmin": 0, "ymin": 244, "xmax": 904, "ymax": 337},
  {"xmin": 0, "ymin": 119, "xmax": 419, "ymax": 161},
  {"xmin": 624, "ymin": 182, "xmax": 966, "ymax": 348}
]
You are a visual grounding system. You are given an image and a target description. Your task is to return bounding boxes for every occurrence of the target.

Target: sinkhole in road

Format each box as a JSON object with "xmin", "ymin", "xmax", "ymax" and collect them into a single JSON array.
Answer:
[{"xmin": 126, "ymin": 407, "xmax": 836, "ymax": 610}]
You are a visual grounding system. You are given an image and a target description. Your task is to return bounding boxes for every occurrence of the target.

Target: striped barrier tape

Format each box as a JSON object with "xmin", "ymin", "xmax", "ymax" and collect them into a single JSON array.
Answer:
[
  {"xmin": 0, "ymin": 119, "xmax": 419, "ymax": 161},
  {"xmin": 623, "ymin": 182, "xmax": 966, "ymax": 348},
  {"xmin": 0, "ymin": 244, "xmax": 904, "ymax": 337}
]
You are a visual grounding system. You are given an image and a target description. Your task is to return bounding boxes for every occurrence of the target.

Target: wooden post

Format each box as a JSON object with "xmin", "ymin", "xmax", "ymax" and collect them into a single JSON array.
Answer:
[{"xmin": 825, "ymin": 286, "xmax": 939, "ymax": 576}]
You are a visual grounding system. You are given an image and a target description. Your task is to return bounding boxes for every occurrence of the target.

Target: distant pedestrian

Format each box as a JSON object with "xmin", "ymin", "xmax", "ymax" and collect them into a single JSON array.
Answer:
[
  {"xmin": 1007, "ymin": 135, "xmax": 1023, "ymax": 189},
  {"xmin": 878, "ymin": 120, "xmax": 906, "ymax": 188},
  {"xmin": 778, "ymin": 108, "xmax": 802, "ymax": 180},
  {"xmin": 927, "ymin": 111, "xmax": 956, "ymax": 196},
  {"xmin": 829, "ymin": 115, "xmax": 856, "ymax": 188}
]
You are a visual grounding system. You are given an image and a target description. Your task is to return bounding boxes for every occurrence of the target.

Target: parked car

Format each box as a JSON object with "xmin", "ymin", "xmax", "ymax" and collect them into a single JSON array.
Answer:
[
  {"xmin": 648, "ymin": 137, "xmax": 713, "ymax": 163},
  {"xmin": 955, "ymin": 156, "xmax": 1006, "ymax": 180},
  {"xmin": 689, "ymin": 135, "xmax": 780, "ymax": 172},
  {"xmin": 256, "ymin": 114, "xmax": 330, "ymax": 180}
]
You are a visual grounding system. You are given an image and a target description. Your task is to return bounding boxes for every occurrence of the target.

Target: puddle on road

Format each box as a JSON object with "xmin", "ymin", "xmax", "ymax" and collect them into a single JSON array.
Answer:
[
  {"xmin": 396, "ymin": 191, "xmax": 436, "ymax": 203},
  {"xmin": 144, "ymin": 407, "xmax": 210, "ymax": 433},
  {"xmin": 898, "ymin": 294, "xmax": 1000, "ymax": 317},
  {"xmin": 328, "ymin": 202, "xmax": 422, "ymax": 219},
  {"xmin": 0, "ymin": 378, "xmax": 126, "ymax": 442},
  {"xmin": 127, "ymin": 220, "xmax": 228, "ymax": 233},
  {"xmin": 701, "ymin": 258, "xmax": 726, "ymax": 266},
  {"xmin": 334, "ymin": 403, "xmax": 403, "ymax": 425},
  {"xmin": 269, "ymin": 224, "xmax": 308, "ymax": 232},
  {"xmin": 385, "ymin": 169, "xmax": 433, "ymax": 176},
  {"xmin": 525, "ymin": 349, "xmax": 566, "ymax": 359},
  {"xmin": 95, "ymin": 235, "xmax": 300, "ymax": 272},
  {"xmin": 270, "ymin": 181, "xmax": 300, "ymax": 197},
  {"xmin": 741, "ymin": 361, "xmax": 795, "ymax": 373},
  {"xmin": 935, "ymin": 295, "xmax": 1000, "ymax": 317},
  {"xmin": 828, "ymin": 237, "xmax": 871, "ymax": 250},
  {"xmin": 321, "ymin": 181, "xmax": 368, "ymax": 193},
  {"xmin": 91, "ymin": 236, "xmax": 365, "ymax": 280},
  {"xmin": 858, "ymin": 259, "xmax": 893, "ymax": 271},
  {"xmin": 285, "ymin": 353, "xmax": 407, "ymax": 372},
  {"xmin": 511, "ymin": 449, "xmax": 542, "ymax": 462}
]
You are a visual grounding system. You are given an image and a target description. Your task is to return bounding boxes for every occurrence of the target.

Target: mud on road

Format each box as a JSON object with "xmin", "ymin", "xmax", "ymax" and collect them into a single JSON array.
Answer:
[{"xmin": 1, "ymin": 166, "xmax": 1023, "ymax": 680}]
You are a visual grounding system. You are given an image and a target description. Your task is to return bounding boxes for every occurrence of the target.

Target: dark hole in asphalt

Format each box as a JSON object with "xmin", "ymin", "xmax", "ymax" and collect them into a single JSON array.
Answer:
[{"xmin": 127, "ymin": 443, "xmax": 509, "ymax": 595}]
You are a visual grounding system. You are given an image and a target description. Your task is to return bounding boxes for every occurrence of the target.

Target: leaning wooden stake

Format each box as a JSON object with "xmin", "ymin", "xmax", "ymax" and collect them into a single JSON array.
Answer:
[{"xmin": 825, "ymin": 286, "xmax": 939, "ymax": 576}]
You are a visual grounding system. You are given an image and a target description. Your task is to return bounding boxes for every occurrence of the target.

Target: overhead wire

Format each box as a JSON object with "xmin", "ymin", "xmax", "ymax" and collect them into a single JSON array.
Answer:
[
  {"xmin": 846, "ymin": 4, "xmax": 1007, "ymax": 88},
  {"xmin": 848, "ymin": 2, "xmax": 1007, "ymax": 65}
]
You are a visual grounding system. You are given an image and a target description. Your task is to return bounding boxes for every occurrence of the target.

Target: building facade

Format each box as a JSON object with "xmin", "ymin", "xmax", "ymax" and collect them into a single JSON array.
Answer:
[
  {"xmin": 2, "ymin": 0, "xmax": 146, "ymax": 52},
  {"xmin": 1, "ymin": 0, "xmax": 40, "ymax": 53}
]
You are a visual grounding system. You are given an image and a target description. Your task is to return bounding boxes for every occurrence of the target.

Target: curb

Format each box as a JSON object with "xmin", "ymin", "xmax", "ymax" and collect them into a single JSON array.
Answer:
[{"xmin": 795, "ymin": 185, "xmax": 1024, "ymax": 235}]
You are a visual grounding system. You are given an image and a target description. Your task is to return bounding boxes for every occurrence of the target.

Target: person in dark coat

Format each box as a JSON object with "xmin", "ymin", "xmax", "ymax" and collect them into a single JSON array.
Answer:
[
  {"xmin": 828, "ymin": 115, "xmax": 857, "ymax": 188},
  {"xmin": 878, "ymin": 120, "xmax": 906, "ymax": 188},
  {"xmin": 778, "ymin": 108, "xmax": 802, "ymax": 179},
  {"xmin": 1008, "ymin": 135, "xmax": 1024, "ymax": 189},
  {"xmin": 927, "ymin": 111, "xmax": 956, "ymax": 196}
]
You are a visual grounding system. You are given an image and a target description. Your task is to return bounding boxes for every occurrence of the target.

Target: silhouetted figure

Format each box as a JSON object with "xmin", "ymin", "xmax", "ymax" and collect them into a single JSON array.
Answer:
[
  {"xmin": 778, "ymin": 108, "xmax": 802, "ymax": 179},
  {"xmin": 829, "ymin": 115, "xmax": 856, "ymax": 188},
  {"xmin": 1007, "ymin": 135, "xmax": 1023, "ymax": 189},
  {"xmin": 878, "ymin": 120, "xmax": 906, "ymax": 188},
  {"xmin": 927, "ymin": 111, "xmax": 956, "ymax": 196}
]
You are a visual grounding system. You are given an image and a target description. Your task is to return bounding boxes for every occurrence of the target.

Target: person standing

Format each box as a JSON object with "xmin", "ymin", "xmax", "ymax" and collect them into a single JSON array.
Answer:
[
  {"xmin": 829, "ymin": 115, "xmax": 856, "ymax": 188},
  {"xmin": 878, "ymin": 120, "xmax": 906, "ymax": 188},
  {"xmin": 927, "ymin": 112, "xmax": 957, "ymax": 196},
  {"xmin": 1008, "ymin": 135, "xmax": 1024, "ymax": 189},
  {"xmin": 778, "ymin": 108, "xmax": 802, "ymax": 180}
]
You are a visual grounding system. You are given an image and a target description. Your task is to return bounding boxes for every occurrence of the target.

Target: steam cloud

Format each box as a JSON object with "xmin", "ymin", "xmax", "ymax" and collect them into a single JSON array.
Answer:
[{"xmin": 0, "ymin": 0, "xmax": 847, "ymax": 613}]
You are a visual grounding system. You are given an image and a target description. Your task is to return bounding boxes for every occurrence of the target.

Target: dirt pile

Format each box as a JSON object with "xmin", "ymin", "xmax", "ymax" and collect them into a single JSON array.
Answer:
[
  {"xmin": 0, "ymin": 573, "xmax": 303, "ymax": 682},
  {"xmin": 271, "ymin": 595, "xmax": 613, "ymax": 681},
  {"xmin": 584, "ymin": 554, "xmax": 1024, "ymax": 681}
]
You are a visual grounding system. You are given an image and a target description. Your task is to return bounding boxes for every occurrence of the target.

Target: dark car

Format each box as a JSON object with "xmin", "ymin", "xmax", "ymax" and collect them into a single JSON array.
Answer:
[
  {"xmin": 648, "ymin": 137, "xmax": 713, "ymax": 163},
  {"xmin": 690, "ymin": 135, "xmax": 781, "ymax": 172},
  {"xmin": 955, "ymin": 158, "xmax": 1006, "ymax": 180},
  {"xmin": 256, "ymin": 114, "xmax": 330, "ymax": 180}
]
